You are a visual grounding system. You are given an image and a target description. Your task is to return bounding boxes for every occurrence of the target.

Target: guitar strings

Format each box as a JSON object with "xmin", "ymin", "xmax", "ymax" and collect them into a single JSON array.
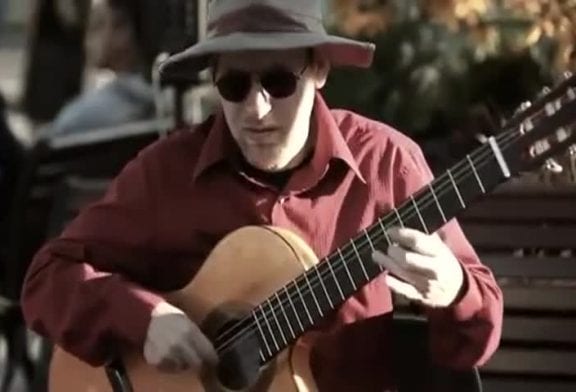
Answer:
[
  {"xmin": 212, "ymin": 125, "xmax": 521, "ymax": 357},
  {"xmin": 215, "ymin": 96, "xmax": 575, "ymax": 357},
  {"xmin": 213, "ymin": 126, "xmax": 522, "ymax": 356}
]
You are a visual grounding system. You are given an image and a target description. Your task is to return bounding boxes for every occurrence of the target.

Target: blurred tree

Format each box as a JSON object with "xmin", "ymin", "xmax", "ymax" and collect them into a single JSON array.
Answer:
[{"xmin": 323, "ymin": 0, "xmax": 574, "ymax": 170}]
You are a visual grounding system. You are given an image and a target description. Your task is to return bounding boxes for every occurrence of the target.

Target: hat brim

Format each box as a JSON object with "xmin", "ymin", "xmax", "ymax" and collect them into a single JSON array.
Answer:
[{"xmin": 159, "ymin": 32, "xmax": 375, "ymax": 81}]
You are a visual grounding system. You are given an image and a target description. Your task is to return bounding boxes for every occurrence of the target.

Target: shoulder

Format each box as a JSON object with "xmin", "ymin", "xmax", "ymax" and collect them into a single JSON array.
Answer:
[
  {"xmin": 137, "ymin": 116, "xmax": 214, "ymax": 166},
  {"xmin": 331, "ymin": 109, "xmax": 426, "ymax": 173}
]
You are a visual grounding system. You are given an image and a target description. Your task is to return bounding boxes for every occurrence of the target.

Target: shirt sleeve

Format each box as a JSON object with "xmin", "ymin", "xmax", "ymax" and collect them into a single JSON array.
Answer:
[
  {"xmin": 393, "ymin": 144, "xmax": 504, "ymax": 369},
  {"xmin": 21, "ymin": 147, "xmax": 165, "ymax": 366}
]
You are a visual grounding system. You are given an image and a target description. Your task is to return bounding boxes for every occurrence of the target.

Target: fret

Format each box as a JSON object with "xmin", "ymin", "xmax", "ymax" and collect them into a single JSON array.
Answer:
[
  {"xmin": 447, "ymin": 169, "xmax": 466, "ymax": 208},
  {"xmin": 428, "ymin": 183, "xmax": 447, "ymax": 224},
  {"xmin": 377, "ymin": 220, "xmax": 392, "ymax": 246},
  {"xmin": 283, "ymin": 286, "xmax": 304, "ymax": 332},
  {"xmin": 314, "ymin": 266, "xmax": 334, "ymax": 309},
  {"xmin": 487, "ymin": 138, "xmax": 511, "ymax": 178},
  {"xmin": 266, "ymin": 298, "xmax": 287, "ymax": 346},
  {"xmin": 293, "ymin": 282, "xmax": 314, "ymax": 326},
  {"xmin": 275, "ymin": 292, "xmax": 296, "ymax": 339},
  {"xmin": 363, "ymin": 228, "xmax": 376, "ymax": 253},
  {"xmin": 393, "ymin": 208, "xmax": 405, "ymax": 227},
  {"xmin": 350, "ymin": 240, "xmax": 369, "ymax": 281},
  {"xmin": 303, "ymin": 273, "xmax": 323, "ymax": 317},
  {"xmin": 410, "ymin": 195, "xmax": 429, "ymax": 234},
  {"xmin": 467, "ymin": 154, "xmax": 487, "ymax": 193},
  {"xmin": 326, "ymin": 258, "xmax": 346, "ymax": 301},
  {"xmin": 337, "ymin": 248, "xmax": 357, "ymax": 291},
  {"xmin": 253, "ymin": 306, "xmax": 273, "ymax": 357},
  {"xmin": 261, "ymin": 303, "xmax": 280, "ymax": 352}
]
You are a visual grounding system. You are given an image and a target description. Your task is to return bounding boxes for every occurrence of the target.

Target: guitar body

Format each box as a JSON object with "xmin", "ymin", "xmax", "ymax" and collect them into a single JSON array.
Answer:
[{"xmin": 48, "ymin": 226, "xmax": 320, "ymax": 392}]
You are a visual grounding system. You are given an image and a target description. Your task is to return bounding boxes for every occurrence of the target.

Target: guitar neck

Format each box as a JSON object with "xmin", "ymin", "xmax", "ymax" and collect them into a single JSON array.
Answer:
[{"xmin": 240, "ymin": 129, "xmax": 519, "ymax": 363}]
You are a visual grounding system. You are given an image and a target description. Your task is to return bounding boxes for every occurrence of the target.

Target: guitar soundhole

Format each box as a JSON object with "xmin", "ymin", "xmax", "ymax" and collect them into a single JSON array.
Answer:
[{"xmin": 201, "ymin": 303, "xmax": 276, "ymax": 392}]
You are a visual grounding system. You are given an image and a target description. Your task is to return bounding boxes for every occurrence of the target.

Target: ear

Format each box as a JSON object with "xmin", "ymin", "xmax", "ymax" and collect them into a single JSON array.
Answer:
[{"xmin": 312, "ymin": 55, "xmax": 331, "ymax": 89}]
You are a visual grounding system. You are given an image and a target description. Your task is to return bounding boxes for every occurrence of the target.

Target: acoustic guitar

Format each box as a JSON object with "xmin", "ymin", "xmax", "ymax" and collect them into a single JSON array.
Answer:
[{"xmin": 48, "ymin": 73, "xmax": 576, "ymax": 391}]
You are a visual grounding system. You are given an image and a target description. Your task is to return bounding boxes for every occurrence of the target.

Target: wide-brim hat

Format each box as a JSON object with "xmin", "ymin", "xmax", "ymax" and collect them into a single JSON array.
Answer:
[{"xmin": 159, "ymin": 0, "xmax": 376, "ymax": 81}]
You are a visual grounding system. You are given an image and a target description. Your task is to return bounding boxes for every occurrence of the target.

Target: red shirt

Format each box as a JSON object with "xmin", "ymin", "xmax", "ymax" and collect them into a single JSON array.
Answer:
[{"xmin": 21, "ymin": 93, "xmax": 502, "ymax": 391}]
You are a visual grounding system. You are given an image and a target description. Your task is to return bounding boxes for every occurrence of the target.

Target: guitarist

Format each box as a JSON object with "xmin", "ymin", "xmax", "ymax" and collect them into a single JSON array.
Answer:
[{"xmin": 21, "ymin": 0, "xmax": 503, "ymax": 390}]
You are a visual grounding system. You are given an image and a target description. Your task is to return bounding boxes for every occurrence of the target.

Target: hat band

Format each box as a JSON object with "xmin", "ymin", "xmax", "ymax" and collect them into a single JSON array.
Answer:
[{"xmin": 207, "ymin": 4, "xmax": 325, "ymax": 38}]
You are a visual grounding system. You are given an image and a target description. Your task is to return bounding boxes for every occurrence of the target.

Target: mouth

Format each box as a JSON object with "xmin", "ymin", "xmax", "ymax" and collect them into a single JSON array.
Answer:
[{"xmin": 244, "ymin": 126, "xmax": 279, "ymax": 134}]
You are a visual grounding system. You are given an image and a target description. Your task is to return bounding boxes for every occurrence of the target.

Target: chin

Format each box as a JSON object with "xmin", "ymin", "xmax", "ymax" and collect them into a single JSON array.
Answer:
[
  {"xmin": 250, "ymin": 160, "xmax": 283, "ymax": 172},
  {"xmin": 247, "ymin": 154, "xmax": 291, "ymax": 172},
  {"xmin": 244, "ymin": 148, "xmax": 289, "ymax": 172}
]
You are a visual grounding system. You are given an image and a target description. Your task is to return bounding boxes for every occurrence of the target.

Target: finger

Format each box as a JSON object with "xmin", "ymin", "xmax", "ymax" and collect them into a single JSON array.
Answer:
[
  {"xmin": 188, "ymin": 324, "xmax": 218, "ymax": 366},
  {"xmin": 387, "ymin": 227, "xmax": 441, "ymax": 257},
  {"xmin": 156, "ymin": 357, "xmax": 187, "ymax": 373},
  {"xmin": 385, "ymin": 274, "xmax": 424, "ymax": 303},
  {"xmin": 177, "ymin": 339, "xmax": 202, "ymax": 370},
  {"xmin": 387, "ymin": 244, "xmax": 437, "ymax": 279},
  {"xmin": 373, "ymin": 251, "xmax": 428, "ymax": 291}
]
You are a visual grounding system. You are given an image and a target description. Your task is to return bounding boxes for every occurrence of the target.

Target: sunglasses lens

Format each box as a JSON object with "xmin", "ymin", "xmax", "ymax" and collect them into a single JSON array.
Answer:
[
  {"xmin": 216, "ymin": 71, "xmax": 252, "ymax": 102},
  {"xmin": 261, "ymin": 70, "xmax": 298, "ymax": 99},
  {"xmin": 216, "ymin": 68, "xmax": 299, "ymax": 102}
]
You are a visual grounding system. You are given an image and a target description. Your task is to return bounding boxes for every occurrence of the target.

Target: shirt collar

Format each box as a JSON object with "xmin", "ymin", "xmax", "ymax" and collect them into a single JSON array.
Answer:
[{"xmin": 191, "ymin": 93, "xmax": 366, "ymax": 186}]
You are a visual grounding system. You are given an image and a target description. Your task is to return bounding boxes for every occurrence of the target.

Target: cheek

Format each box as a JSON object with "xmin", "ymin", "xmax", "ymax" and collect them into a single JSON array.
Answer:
[
  {"xmin": 221, "ymin": 102, "xmax": 242, "ymax": 136},
  {"xmin": 280, "ymin": 85, "xmax": 315, "ymax": 126}
]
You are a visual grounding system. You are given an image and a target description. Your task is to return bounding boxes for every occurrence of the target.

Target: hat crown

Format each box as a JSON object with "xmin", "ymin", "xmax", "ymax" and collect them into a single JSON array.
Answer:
[
  {"xmin": 159, "ymin": 0, "xmax": 374, "ymax": 79},
  {"xmin": 207, "ymin": 0, "xmax": 324, "ymax": 36}
]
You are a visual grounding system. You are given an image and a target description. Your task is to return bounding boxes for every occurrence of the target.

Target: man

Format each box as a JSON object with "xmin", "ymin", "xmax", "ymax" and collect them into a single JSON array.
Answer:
[
  {"xmin": 49, "ymin": 0, "xmax": 155, "ymax": 135},
  {"xmin": 21, "ymin": 0, "xmax": 503, "ymax": 390}
]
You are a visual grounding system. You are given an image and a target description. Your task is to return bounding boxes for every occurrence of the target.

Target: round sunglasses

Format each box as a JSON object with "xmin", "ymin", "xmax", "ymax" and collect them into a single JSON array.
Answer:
[{"xmin": 214, "ymin": 64, "xmax": 308, "ymax": 103}]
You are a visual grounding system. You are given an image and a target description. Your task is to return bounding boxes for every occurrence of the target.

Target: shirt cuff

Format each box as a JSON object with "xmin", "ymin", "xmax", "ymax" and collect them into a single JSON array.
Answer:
[
  {"xmin": 108, "ymin": 278, "xmax": 164, "ymax": 355},
  {"xmin": 443, "ymin": 264, "xmax": 483, "ymax": 322}
]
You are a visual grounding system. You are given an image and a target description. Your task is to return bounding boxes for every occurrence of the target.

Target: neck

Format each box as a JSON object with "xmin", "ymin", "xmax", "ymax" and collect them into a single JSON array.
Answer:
[{"xmin": 279, "ymin": 120, "xmax": 316, "ymax": 172}]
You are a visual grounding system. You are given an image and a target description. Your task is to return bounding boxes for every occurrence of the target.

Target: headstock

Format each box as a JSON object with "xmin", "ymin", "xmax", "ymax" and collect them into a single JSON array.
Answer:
[{"xmin": 499, "ymin": 72, "xmax": 576, "ymax": 174}]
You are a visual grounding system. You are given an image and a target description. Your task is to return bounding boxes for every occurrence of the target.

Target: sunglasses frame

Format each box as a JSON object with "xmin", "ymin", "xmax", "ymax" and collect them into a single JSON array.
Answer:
[{"xmin": 213, "ymin": 63, "xmax": 309, "ymax": 103}]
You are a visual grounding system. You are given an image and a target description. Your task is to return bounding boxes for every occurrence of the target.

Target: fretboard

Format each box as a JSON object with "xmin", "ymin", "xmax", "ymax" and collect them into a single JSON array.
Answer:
[{"xmin": 217, "ymin": 128, "xmax": 520, "ymax": 364}]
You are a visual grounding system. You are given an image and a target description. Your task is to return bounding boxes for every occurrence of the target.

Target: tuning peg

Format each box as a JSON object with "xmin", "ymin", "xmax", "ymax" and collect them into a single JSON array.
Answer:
[
  {"xmin": 539, "ymin": 86, "xmax": 552, "ymax": 97},
  {"xmin": 564, "ymin": 71, "xmax": 573, "ymax": 79},
  {"xmin": 512, "ymin": 101, "xmax": 532, "ymax": 120},
  {"xmin": 544, "ymin": 158, "xmax": 563, "ymax": 173},
  {"xmin": 569, "ymin": 144, "xmax": 576, "ymax": 156},
  {"xmin": 519, "ymin": 101, "xmax": 532, "ymax": 111}
]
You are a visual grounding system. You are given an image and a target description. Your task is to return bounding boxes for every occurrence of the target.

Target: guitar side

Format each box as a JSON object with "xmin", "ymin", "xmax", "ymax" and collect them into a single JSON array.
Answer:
[{"xmin": 48, "ymin": 225, "xmax": 319, "ymax": 392}]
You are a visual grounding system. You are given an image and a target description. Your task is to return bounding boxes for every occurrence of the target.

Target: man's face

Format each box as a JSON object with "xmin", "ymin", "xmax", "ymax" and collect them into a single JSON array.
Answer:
[
  {"xmin": 85, "ymin": 0, "xmax": 138, "ymax": 71},
  {"xmin": 215, "ymin": 49, "xmax": 329, "ymax": 172}
]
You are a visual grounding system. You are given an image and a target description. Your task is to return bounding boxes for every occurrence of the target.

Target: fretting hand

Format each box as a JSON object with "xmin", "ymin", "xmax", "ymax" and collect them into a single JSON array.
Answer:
[
  {"xmin": 144, "ymin": 302, "xmax": 218, "ymax": 373},
  {"xmin": 372, "ymin": 227, "xmax": 465, "ymax": 308}
]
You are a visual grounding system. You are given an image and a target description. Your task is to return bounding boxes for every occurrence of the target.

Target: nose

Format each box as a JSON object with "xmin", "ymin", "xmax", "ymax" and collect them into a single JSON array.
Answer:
[{"xmin": 243, "ymin": 81, "xmax": 272, "ymax": 120}]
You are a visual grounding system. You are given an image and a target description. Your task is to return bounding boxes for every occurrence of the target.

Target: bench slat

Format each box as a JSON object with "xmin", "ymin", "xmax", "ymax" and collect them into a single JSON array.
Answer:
[
  {"xmin": 461, "ymin": 224, "xmax": 576, "ymax": 249},
  {"xmin": 503, "ymin": 286, "xmax": 576, "ymax": 311},
  {"xmin": 483, "ymin": 256, "xmax": 576, "ymax": 279},
  {"xmin": 463, "ymin": 198, "xmax": 576, "ymax": 221},
  {"xmin": 482, "ymin": 377, "xmax": 576, "ymax": 392},
  {"xmin": 483, "ymin": 348, "xmax": 576, "ymax": 375},
  {"xmin": 502, "ymin": 316, "xmax": 576, "ymax": 343}
]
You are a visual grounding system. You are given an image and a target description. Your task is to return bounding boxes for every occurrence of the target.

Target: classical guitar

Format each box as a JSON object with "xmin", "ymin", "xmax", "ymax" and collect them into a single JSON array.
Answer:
[{"xmin": 48, "ymin": 73, "xmax": 576, "ymax": 391}]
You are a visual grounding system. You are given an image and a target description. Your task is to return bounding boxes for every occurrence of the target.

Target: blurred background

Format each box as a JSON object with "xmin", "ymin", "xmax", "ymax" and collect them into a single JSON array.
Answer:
[{"xmin": 0, "ymin": 1, "xmax": 575, "ymax": 391}]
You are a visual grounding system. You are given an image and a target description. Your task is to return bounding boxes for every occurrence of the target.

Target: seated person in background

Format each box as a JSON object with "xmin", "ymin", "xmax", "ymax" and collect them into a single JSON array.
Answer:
[
  {"xmin": 49, "ymin": 0, "xmax": 155, "ymax": 135},
  {"xmin": 0, "ymin": 92, "xmax": 23, "ymax": 217},
  {"xmin": 0, "ymin": 92, "xmax": 23, "ymax": 292}
]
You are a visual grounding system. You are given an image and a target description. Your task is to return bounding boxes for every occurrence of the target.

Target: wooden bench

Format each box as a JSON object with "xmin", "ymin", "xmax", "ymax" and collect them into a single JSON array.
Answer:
[{"xmin": 459, "ymin": 180, "xmax": 576, "ymax": 392}]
